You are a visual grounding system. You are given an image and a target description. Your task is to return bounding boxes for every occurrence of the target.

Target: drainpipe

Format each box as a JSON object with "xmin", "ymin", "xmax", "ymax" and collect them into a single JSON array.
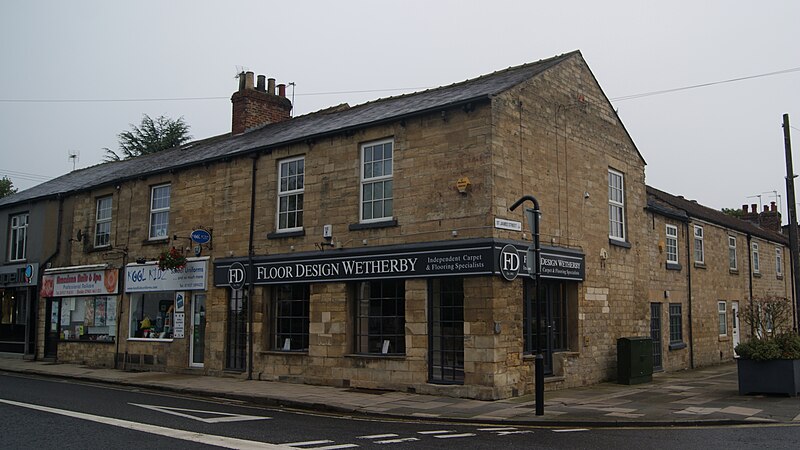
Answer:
[
  {"xmin": 747, "ymin": 234, "xmax": 754, "ymax": 338},
  {"xmin": 247, "ymin": 154, "xmax": 258, "ymax": 380},
  {"xmin": 684, "ymin": 221, "xmax": 694, "ymax": 369},
  {"xmin": 37, "ymin": 194, "xmax": 64, "ymax": 359}
]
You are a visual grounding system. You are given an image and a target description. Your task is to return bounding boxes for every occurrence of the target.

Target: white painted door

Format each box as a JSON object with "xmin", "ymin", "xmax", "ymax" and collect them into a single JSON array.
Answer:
[{"xmin": 732, "ymin": 301, "xmax": 740, "ymax": 355}]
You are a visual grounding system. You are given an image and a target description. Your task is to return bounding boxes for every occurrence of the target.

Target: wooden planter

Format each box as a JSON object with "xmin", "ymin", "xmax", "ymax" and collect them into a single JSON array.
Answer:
[{"xmin": 737, "ymin": 358, "xmax": 800, "ymax": 396}]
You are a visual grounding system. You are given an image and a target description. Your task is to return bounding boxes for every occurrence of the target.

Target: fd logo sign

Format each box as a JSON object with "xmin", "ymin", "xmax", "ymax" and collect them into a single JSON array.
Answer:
[
  {"xmin": 228, "ymin": 262, "xmax": 247, "ymax": 290},
  {"xmin": 499, "ymin": 244, "xmax": 520, "ymax": 281}
]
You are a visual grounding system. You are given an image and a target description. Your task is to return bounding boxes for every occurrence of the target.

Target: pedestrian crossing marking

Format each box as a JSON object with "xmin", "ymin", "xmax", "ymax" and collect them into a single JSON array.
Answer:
[
  {"xmin": 417, "ymin": 430, "xmax": 454, "ymax": 435},
  {"xmin": 434, "ymin": 433, "xmax": 476, "ymax": 439}
]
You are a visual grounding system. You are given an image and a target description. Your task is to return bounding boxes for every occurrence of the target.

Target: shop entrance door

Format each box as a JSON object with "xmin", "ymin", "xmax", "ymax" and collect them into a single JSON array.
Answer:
[
  {"xmin": 732, "ymin": 301, "xmax": 740, "ymax": 355},
  {"xmin": 524, "ymin": 280, "xmax": 568, "ymax": 375},
  {"xmin": 428, "ymin": 278, "xmax": 465, "ymax": 384},
  {"xmin": 190, "ymin": 294, "xmax": 206, "ymax": 368},
  {"xmin": 44, "ymin": 298, "xmax": 59, "ymax": 359}
]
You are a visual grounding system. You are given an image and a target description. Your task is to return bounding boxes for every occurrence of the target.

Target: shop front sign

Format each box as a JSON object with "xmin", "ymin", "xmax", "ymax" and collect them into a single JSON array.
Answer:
[
  {"xmin": 0, "ymin": 263, "xmax": 38, "ymax": 287},
  {"xmin": 41, "ymin": 267, "xmax": 118, "ymax": 297},
  {"xmin": 125, "ymin": 260, "xmax": 208, "ymax": 293},
  {"xmin": 215, "ymin": 242, "xmax": 495, "ymax": 286}
]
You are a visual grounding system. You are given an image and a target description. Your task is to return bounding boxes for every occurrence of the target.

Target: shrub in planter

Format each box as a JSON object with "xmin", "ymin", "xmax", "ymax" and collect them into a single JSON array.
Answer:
[{"xmin": 735, "ymin": 296, "xmax": 800, "ymax": 396}]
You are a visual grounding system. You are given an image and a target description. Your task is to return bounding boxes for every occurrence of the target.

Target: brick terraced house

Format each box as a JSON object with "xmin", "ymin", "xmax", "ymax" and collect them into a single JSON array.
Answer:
[{"xmin": 0, "ymin": 51, "xmax": 794, "ymax": 400}]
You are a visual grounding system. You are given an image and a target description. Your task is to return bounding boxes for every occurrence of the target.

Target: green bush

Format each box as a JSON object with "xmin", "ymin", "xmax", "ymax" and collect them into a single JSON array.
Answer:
[{"xmin": 736, "ymin": 333, "xmax": 800, "ymax": 361}]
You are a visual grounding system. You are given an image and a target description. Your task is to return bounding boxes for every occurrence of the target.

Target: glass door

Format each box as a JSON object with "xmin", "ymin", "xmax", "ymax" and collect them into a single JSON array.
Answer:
[
  {"xmin": 44, "ymin": 298, "xmax": 59, "ymax": 359},
  {"xmin": 190, "ymin": 294, "xmax": 206, "ymax": 368},
  {"xmin": 732, "ymin": 301, "xmax": 740, "ymax": 355},
  {"xmin": 428, "ymin": 278, "xmax": 464, "ymax": 384}
]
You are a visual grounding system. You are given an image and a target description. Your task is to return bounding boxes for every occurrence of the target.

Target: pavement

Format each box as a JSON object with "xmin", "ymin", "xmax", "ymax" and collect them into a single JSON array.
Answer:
[{"xmin": 1, "ymin": 355, "xmax": 799, "ymax": 427}]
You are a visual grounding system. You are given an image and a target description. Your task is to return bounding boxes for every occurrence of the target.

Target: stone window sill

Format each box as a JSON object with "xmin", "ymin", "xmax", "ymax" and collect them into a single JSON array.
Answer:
[
  {"xmin": 609, "ymin": 238, "xmax": 631, "ymax": 249},
  {"xmin": 669, "ymin": 342, "xmax": 687, "ymax": 351},
  {"xmin": 666, "ymin": 262, "xmax": 682, "ymax": 271},
  {"xmin": 267, "ymin": 230, "xmax": 305, "ymax": 239},
  {"xmin": 349, "ymin": 219, "xmax": 398, "ymax": 231}
]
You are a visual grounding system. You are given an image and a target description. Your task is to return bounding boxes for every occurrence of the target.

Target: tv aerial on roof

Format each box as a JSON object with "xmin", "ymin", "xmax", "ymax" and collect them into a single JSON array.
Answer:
[{"xmin": 68, "ymin": 150, "xmax": 79, "ymax": 171}]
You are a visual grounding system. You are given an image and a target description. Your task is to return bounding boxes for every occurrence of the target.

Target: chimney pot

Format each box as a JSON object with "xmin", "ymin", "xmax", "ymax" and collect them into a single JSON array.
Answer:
[
  {"xmin": 257, "ymin": 75, "xmax": 266, "ymax": 92},
  {"xmin": 245, "ymin": 71, "xmax": 255, "ymax": 90},
  {"xmin": 278, "ymin": 83, "xmax": 286, "ymax": 97},
  {"xmin": 771, "ymin": 201, "xmax": 777, "ymax": 212},
  {"xmin": 751, "ymin": 203, "xmax": 757, "ymax": 212},
  {"xmin": 267, "ymin": 78, "xmax": 276, "ymax": 95},
  {"xmin": 742, "ymin": 204, "xmax": 748, "ymax": 213},
  {"xmin": 238, "ymin": 72, "xmax": 246, "ymax": 91}
]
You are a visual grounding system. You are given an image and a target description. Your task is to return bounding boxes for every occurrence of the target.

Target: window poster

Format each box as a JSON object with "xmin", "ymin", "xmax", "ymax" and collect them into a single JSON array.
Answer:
[
  {"xmin": 84, "ymin": 300, "xmax": 95, "ymax": 326},
  {"xmin": 94, "ymin": 298, "xmax": 106, "ymax": 326},
  {"xmin": 60, "ymin": 304, "xmax": 71, "ymax": 326}
]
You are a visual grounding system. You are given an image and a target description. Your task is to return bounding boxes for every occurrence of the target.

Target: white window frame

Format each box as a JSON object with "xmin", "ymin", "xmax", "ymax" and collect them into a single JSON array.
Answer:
[
  {"xmin": 276, "ymin": 156, "xmax": 305, "ymax": 232},
  {"xmin": 752, "ymin": 242, "xmax": 760, "ymax": 274},
  {"xmin": 360, "ymin": 138, "xmax": 394, "ymax": 223},
  {"xmin": 608, "ymin": 169, "xmax": 625, "ymax": 242},
  {"xmin": 665, "ymin": 224, "xmax": 678, "ymax": 264},
  {"xmin": 718, "ymin": 301, "xmax": 727, "ymax": 336},
  {"xmin": 693, "ymin": 225, "xmax": 704, "ymax": 264},
  {"xmin": 8, "ymin": 212, "xmax": 28, "ymax": 262},
  {"xmin": 148, "ymin": 184, "xmax": 171, "ymax": 240},
  {"xmin": 776, "ymin": 247, "xmax": 783, "ymax": 277},
  {"xmin": 94, "ymin": 196, "xmax": 113, "ymax": 248},
  {"xmin": 728, "ymin": 236, "xmax": 737, "ymax": 271}
]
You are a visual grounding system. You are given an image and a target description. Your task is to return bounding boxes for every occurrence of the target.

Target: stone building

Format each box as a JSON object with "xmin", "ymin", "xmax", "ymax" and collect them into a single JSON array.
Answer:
[
  {"xmin": 646, "ymin": 187, "xmax": 791, "ymax": 371},
  {"xmin": 0, "ymin": 50, "xmax": 794, "ymax": 400}
]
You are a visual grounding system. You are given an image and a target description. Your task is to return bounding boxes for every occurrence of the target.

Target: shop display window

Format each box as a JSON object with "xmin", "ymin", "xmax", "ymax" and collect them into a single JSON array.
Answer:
[
  {"xmin": 59, "ymin": 296, "xmax": 117, "ymax": 342},
  {"xmin": 129, "ymin": 293, "xmax": 174, "ymax": 339}
]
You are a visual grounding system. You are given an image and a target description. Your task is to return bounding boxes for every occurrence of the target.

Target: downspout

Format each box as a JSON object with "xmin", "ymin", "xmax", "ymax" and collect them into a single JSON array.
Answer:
[
  {"xmin": 747, "ymin": 234, "xmax": 754, "ymax": 337},
  {"xmin": 247, "ymin": 154, "xmax": 258, "ymax": 380},
  {"xmin": 113, "ymin": 251, "xmax": 127, "ymax": 370},
  {"xmin": 37, "ymin": 194, "xmax": 64, "ymax": 359},
  {"xmin": 684, "ymin": 220, "xmax": 694, "ymax": 369}
]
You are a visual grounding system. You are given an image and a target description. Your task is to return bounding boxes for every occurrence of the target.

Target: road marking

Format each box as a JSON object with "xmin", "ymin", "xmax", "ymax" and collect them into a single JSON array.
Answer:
[
  {"xmin": 496, "ymin": 431, "xmax": 534, "ymax": 436},
  {"xmin": 0, "ymin": 398, "xmax": 292, "ymax": 449},
  {"xmin": 417, "ymin": 430, "xmax": 454, "ymax": 435},
  {"xmin": 304, "ymin": 445, "xmax": 358, "ymax": 450},
  {"xmin": 283, "ymin": 440, "xmax": 334, "ymax": 447},
  {"xmin": 131, "ymin": 403, "xmax": 271, "ymax": 423},
  {"xmin": 375, "ymin": 437, "xmax": 419, "ymax": 444},
  {"xmin": 433, "ymin": 433, "xmax": 476, "ymax": 439},
  {"xmin": 358, "ymin": 434, "xmax": 398, "ymax": 439},
  {"xmin": 478, "ymin": 427, "xmax": 517, "ymax": 431},
  {"xmin": 553, "ymin": 428, "xmax": 589, "ymax": 433}
]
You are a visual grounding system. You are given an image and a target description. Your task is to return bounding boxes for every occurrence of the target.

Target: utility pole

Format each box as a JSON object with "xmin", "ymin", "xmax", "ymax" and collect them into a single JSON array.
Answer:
[{"xmin": 782, "ymin": 114, "xmax": 800, "ymax": 332}]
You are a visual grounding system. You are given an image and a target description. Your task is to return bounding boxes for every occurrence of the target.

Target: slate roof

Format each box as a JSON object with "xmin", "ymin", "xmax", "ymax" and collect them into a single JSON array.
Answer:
[
  {"xmin": 646, "ymin": 185, "xmax": 788, "ymax": 244},
  {"xmin": 1, "ymin": 51, "xmax": 581, "ymax": 208}
]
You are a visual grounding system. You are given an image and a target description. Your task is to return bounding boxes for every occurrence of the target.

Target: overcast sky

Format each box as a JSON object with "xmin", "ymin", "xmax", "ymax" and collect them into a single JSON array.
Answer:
[{"xmin": 2, "ymin": 1, "xmax": 799, "ymax": 216}]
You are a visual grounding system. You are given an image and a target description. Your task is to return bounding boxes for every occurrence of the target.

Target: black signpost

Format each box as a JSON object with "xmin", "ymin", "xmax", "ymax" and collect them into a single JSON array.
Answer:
[{"xmin": 510, "ymin": 195, "xmax": 544, "ymax": 416}]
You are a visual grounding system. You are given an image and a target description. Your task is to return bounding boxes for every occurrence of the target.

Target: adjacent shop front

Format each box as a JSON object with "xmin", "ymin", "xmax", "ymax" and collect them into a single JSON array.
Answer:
[
  {"xmin": 122, "ymin": 257, "xmax": 208, "ymax": 369},
  {"xmin": 0, "ymin": 263, "xmax": 38, "ymax": 355},
  {"xmin": 213, "ymin": 238, "xmax": 584, "ymax": 391},
  {"xmin": 40, "ymin": 264, "xmax": 119, "ymax": 362}
]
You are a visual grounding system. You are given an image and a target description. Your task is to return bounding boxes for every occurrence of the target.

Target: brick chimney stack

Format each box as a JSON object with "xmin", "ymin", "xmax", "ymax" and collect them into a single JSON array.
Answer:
[
  {"xmin": 231, "ymin": 71, "xmax": 292, "ymax": 135},
  {"xmin": 740, "ymin": 202, "xmax": 783, "ymax": 233},
  {"xmin": 759, "ymin": 201, "xmax": 782, "ymax": 233}
]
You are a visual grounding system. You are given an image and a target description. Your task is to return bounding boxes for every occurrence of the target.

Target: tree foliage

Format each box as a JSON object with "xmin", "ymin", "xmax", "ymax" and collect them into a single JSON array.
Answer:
[
  {"xmin": 721, "ymin": 207, "xmax": 743, "ymax": 218},
  {"xmin": 103, "ymin": 114, "xmax": 191, "ymax": 162},
  {"xmin": 0, "ymin": 176, "xmax": 17, "ymax": 198}
]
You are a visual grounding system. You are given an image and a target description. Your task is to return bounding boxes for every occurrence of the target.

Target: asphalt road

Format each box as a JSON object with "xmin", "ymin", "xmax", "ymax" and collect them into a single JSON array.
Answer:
[{"xmin": 1, "ymin": 371, "xmax": 799, "ymax": 449}]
